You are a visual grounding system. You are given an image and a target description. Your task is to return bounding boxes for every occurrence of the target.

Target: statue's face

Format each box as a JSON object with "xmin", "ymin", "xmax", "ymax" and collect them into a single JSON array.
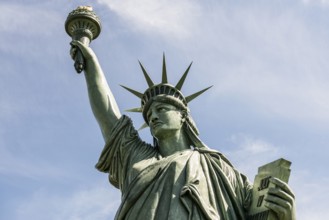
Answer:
[{"xmin": 147, "ymin": 101, "xmax": 184, "ymax": 139}]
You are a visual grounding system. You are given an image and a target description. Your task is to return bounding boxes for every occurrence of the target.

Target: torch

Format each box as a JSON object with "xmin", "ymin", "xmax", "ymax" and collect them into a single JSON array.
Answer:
[{"xmin": 65, "ymin": 6, "xmax": 101, "ymax": 73}]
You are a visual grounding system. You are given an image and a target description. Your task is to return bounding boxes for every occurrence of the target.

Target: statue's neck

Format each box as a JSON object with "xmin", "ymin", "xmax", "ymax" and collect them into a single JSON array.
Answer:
[{"xmin": 157, "ymin": 131, "xmax": 190, "ymax": 157}]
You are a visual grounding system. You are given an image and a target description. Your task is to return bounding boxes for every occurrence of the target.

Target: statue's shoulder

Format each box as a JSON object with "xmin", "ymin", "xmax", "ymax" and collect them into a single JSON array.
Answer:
[{"xmin": 196, "ymin": 147, "xmax": 235, "ymax": 168}]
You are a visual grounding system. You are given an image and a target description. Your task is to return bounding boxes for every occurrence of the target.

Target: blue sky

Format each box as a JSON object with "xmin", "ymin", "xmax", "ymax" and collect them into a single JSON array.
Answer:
[{"xmin": 1, "ymin": 0, "xmax": 328, "ymax": 219}]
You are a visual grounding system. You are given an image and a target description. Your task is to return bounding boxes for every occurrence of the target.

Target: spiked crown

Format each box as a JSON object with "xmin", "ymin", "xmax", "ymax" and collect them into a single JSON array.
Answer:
[{"xmin": 121, "ymin": 55, "xmax": 212, "ymax": 128}]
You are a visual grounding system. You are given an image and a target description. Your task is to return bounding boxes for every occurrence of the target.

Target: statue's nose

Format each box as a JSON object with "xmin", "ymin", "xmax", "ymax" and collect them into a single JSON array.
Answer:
[
  {"xmin": 149, "ymin": 111, "xmax": 159, "ymax": 124},
  {"xmin": 152, "ymin": 117, "xmax": 159, "ymax": 123}
]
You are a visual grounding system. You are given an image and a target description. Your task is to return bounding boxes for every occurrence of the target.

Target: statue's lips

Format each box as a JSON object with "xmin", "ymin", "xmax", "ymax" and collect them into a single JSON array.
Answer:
[{"xmin": 151, "ymin": 122, "xmax": 163, "ymax": 129}]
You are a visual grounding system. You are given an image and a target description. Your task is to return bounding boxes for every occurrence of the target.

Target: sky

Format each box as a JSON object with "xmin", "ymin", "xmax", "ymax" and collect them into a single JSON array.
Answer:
[{"xmin": 1, "ymin": 0, "xmax": 329, "ymax": 219}]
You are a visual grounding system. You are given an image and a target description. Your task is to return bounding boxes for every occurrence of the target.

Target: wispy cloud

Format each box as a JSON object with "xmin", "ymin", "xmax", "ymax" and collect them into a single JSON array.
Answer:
[
  {"xmin": 180, "ymin": 3, "xmax": 329, "ymax": 124},
  {"xmin": 14, "ymin": 183, "xmax": 120, "ymax": 220},
  {"xmin": 97, "ymin": 0, "xmax": 201, "ymax": 39},
  {"xmin": 302, "ymin": 0, "xmax": 329, "ymax": 5},
  {"xmin": 0, "ymin": 3, "xmax": 61, "ymax": 36},
  {"xmin": 0, "ymin": 2, "xmax": 62, "ymax": 56},
  {"xmin": 224, "ymin": 133, "xmax": 279, "ymax": 177}
]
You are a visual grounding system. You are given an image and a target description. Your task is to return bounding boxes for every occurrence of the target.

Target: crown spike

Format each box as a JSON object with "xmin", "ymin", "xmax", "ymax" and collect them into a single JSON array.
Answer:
[
  {"xmin": 175, "ymin": 62, "xmax": 193, "ymax": 90},
  {"xmin": 186, "ymin": 86, "xmax": 213, "ymax": 103},
  {"xmin": 120, "ymin": 85, "xmax": 144, "ymax": 98},
  {"xmin": 138, "ymin": 122, "xmax": 149, "ymax": 131},
  {"xmin": 125, "ymin": 107, "xmax": 143, "ymax": 113},
  {"xmin": 162, "ymin": 54, "xmax": 168, "ymax": 83},
  {"xmin": 139, "ymin": 61, "xmax": 154, "ymax": 87}
]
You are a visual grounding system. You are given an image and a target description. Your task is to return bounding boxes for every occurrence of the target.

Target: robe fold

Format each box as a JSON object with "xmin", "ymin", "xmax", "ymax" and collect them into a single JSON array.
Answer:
[{"xmin": 96, "ymin": 115, "xmax": 252, "ymax": 220}]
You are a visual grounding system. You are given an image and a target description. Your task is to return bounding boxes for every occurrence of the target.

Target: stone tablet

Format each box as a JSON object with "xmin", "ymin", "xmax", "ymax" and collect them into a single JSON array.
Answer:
[{"xmin": 247, "ymin": 158, "xmax": 291, "ymax": 220}]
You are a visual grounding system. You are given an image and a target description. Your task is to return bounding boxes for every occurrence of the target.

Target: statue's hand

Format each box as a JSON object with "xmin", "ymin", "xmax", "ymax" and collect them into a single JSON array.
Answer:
[
  {"xmin": 70, "ymin": 40, "xmax": 96, "ymax": 61},
  {"xmin": 264, "ymin": 178, "xmax": 296, "ymax": 220}
]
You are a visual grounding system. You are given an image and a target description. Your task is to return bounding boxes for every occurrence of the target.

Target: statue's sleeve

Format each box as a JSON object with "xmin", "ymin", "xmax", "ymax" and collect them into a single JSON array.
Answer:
[
  {"xmin": 221, "ymin": 160, "xmax": 253, "ymax": 213},
  {"xmin": 95, "ymin": 115, "xmax": 155, "ymax": 189},
  {"xmin": 239, "ymin": 173, "xmax": 253, "ymax": 211},
  {"xmin": 222, "ymin": 161, "xmax": 253, "ymax": 217}
]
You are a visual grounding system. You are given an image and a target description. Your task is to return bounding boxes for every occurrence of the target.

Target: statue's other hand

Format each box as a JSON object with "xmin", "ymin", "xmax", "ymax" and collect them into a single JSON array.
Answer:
[
  {"xmin": 264, "ymin": 178, "xmax": 296, "ymax": 220},
  {"xmin": 70, "ymin": 40, "xmax": 96, "ymax": 60}
]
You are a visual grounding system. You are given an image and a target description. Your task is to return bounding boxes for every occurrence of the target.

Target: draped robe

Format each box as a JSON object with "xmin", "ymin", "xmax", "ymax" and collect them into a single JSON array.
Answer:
[{"xmin": 96, "ymin": 116, "xmax": 252, "ymax": 220}]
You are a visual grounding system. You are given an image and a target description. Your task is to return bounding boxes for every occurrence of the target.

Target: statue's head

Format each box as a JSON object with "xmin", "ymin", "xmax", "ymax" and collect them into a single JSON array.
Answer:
[
  {"xmin": 122, "ymin": 55, "xmax": 211, "ymax": 148},
  {"xmin": 146, "ymin": 101, "xmax": 186, "ymax": 140}
]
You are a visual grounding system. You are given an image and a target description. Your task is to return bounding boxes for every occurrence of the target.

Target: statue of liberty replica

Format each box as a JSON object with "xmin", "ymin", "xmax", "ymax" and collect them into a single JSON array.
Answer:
[{"xmin": 66, "ymin": 6, "xmax": 296, "ymax": 220}]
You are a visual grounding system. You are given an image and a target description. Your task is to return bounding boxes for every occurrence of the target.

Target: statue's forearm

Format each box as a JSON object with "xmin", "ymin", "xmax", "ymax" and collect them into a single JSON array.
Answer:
[{"xmin": 84, "ymin": 57, "xmax": 121, "ymax": 142}]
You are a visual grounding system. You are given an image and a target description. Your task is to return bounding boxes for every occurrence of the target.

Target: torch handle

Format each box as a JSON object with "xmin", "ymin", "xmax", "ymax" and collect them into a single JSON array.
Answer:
[
  {"xmin": 74, "ymin": 48, "xmax": 85, "ymax": 73},
  {"xmin": 72, "ymin": 36, "xmax": 90, "ymax": 74}
]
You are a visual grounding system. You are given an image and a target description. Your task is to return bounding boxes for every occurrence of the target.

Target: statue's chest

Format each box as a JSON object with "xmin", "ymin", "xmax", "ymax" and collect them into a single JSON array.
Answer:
[{"xmin": 129, "ymin": 150, "xmax": 193, "ymax": 186}]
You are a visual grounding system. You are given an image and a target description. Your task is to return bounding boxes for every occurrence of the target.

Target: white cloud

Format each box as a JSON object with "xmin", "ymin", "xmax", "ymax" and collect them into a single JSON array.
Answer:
[
  {"xmin": 14, "ymin": 184, "xmax": 120, "ymax": 220},
  {"xmin": 224, "ymin": 134, "xmax": 279, "ymax": 178},
  {"xmin": 0, "ymin": 2, "xmax": 63, "ymax": 59},
  {"xmin": 0, "ymin": 3, "xmax": 61, "ymax": 37},
  {"xmin": 302, "ymin": 0, "xmax": 329, "ymax": 5},
  {"xmin": 231, "ymin": 134, "xmax": 277, "ymax": 155},
  {"xmin": 97, "ymin": 0, "xmax": 201, "ymax": 39},
  {"xmin": 182, "ymin": 3, "xmax": 329, "ymax": 124}
]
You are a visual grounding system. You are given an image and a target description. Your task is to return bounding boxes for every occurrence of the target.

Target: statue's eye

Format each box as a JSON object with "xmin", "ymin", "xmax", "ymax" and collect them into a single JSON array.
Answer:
[{"xmin": 157, "ymin": 107, "xmax": 167, "ymax": 112}]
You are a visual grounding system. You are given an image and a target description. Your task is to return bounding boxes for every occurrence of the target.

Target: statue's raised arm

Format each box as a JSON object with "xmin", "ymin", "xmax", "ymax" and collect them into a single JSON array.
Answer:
[{"xmin": 70, "ymin": 41, "xmax": 121, "ymax": 143}]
